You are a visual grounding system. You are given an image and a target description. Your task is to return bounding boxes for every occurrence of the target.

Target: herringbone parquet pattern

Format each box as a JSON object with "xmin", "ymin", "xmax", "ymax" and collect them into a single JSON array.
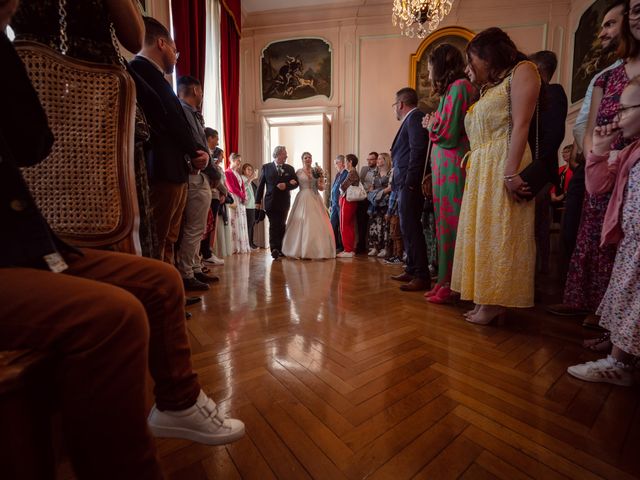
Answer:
[
  {"xmin": 63, "ymin": 252, "xmax": 640, "ymax": 479},
  {"xmin": 157, "ymin": 252, "xmax": 640, "ymax": 479}
]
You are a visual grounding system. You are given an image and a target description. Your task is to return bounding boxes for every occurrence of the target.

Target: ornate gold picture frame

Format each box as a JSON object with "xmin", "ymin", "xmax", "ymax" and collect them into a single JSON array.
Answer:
[{"xmin": 409, "ymin": 26, "xmax": 475, "ymax": 113}]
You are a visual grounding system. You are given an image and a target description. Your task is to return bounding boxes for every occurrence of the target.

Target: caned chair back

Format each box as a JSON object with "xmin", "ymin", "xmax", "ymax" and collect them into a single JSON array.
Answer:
[{"xmin": 15, "ymin": 41, "xmax": 140, "ymax": 254}]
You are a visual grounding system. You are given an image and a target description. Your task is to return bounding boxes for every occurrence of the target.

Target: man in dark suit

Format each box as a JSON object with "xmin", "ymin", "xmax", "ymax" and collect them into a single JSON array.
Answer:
[
  {"xmin": 255, "ymin": 145, "xmax": 299, "ymax": 259},
  {"xmin": 129, "ymin": 17, "xmax": 209, "ymax": 264},
  {"xmin": 330, "ymin": 154, "xmax": 348, "ymax": 252},
  {"xmin": 390, "ymin": 87, "xmax": 429, "ymax": 292}
]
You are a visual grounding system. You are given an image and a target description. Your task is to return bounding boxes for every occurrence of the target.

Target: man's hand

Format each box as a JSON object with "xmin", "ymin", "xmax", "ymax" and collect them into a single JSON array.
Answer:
[
  {"xmin": 191, "ymin": 150, "xmax": 210, "ymax": 170},
  {"xmin": 277, "ymin": 182, "xmax": 287, "ymax": 191},
  {"xmin": 592, "ymin": 122, "xmax": 619, "ymax": 156},
  {"xmin": 255, "ymin": 203, "xmax": 262, "ymax": 209}
]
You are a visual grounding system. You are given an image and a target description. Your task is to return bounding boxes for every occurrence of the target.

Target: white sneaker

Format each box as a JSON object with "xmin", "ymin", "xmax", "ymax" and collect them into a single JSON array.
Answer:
[
  {"xmin": 377, "ymin": 249, "xmax": 387, "ymax": 258},
  {"xmin": 567, "ymin": 355, "xmax": 633, "ymax": 386},
  {"xmin": 337, "ymin": 251, "xmax": 354, "ymax": 258},
  {"xmin": 368, "ymin": 248, "xmax": 378, "ymax": 256},
  {"xmin": 203, "ymin": 254, "xmax": 224, "ymax": 266},
  {"xmin": 148, "ymin": 390, "xmax": 245, "ymax": 445}
]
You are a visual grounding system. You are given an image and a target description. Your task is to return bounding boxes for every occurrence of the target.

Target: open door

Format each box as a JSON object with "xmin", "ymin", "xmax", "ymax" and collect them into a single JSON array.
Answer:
[{"xmin": 322, "ymin": 113, "xmax": 332, "ymax": 207}]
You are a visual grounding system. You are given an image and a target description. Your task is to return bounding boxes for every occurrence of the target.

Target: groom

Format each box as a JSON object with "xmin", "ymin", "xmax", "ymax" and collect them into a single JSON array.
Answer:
[{"xmin": 256, "ymin": 145, "xmax": 299, "ymax": 259}]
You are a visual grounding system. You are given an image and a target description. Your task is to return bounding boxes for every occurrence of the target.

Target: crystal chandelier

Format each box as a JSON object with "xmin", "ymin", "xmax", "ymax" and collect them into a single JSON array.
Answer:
[{"xmin": 392, "ymin": 0, "xmax": 454, "ymax": 38}]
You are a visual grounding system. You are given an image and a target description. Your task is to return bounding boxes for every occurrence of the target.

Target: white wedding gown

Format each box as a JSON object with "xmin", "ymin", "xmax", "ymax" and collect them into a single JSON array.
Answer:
[{"xmin": 282, "ymin": 169, "xmax": 336, "ymax": 259}]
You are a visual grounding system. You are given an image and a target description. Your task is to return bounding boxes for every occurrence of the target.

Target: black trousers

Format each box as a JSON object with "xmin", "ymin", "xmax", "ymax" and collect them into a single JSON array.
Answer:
[
  {"xmin": 399, "ymin": 187, "xmax": 429, "ymax": 280},
  {"xmin": 246, "ymin": 208, "xmax": 256, "ymax": 247},
  {"xmin": 561, "ymin": 165, "xmax": 585, "ymax": 258},
  {"xmin": 356, "ymin": 200, "xmax": 369, "ymax": 253},
  {"xmin": 267, "ymin": 209, "xmax": 287, "ymax": 252},
  {"xmin": 200, "ymin": 198, "xmax": 220, "ymax": 259}
]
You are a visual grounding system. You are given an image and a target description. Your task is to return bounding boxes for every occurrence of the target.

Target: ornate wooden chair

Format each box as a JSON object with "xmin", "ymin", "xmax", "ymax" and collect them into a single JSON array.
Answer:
[{"xmin": 0, "ymin": 40, "xmax": 139, "ymax": 479}]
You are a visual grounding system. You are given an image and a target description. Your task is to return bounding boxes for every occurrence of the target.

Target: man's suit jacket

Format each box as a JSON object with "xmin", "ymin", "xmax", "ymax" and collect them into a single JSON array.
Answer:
[
  {"xmin": 330, "ymin": 169, "xmax": 348, "ymax": 219},
  {"xmin": 129, "ymin": 56, "xmax": 200, "ymax": 184},
  {"xmin": 391, "ymin": 109, "xmax": 428, "ymax": 191},
  {"xmin": 0, "ymin": 31, "xmax": 64, "ymax": 268},
  {"xmin": 256, "ymin": 162, "xmax": 299, "ymax": 213}
]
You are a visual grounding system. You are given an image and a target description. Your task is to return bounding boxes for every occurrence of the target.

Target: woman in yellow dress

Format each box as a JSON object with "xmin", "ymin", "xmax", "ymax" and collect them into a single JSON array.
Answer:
[{"xmin": 451, "ymin": 28, "xmax": 540, "ymax": 325}]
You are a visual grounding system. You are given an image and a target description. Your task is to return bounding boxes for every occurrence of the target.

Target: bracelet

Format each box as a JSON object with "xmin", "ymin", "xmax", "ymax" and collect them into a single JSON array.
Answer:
[{"xmin": 503, "ymin": 173, "xmax": 518, "ymax": 181}]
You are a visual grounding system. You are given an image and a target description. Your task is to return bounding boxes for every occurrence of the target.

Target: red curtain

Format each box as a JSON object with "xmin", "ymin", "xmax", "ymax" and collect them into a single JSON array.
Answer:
[
  {"xmin": 171, "ymin": 0, "xmax": 207, "ymax": 86},
  {"xmin": 220, "ymin": 0, "xmax": 241, "ymax": 166}
]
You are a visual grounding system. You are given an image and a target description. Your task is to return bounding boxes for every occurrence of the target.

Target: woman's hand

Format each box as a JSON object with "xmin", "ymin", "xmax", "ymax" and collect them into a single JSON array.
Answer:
[
  {"xmin": 504, "ymin": 174, "xmax": 531, "ymax": 201},
  {"xmin": 592, "ymin": 122, "xmax": 620, "ymax": 156},
  {"xmin": 422, "ymin": 113, "xmax": 437, "ymax": 130}
]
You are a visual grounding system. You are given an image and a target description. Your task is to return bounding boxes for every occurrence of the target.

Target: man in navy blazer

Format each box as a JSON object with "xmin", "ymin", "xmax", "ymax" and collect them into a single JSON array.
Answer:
[
  {"xmin": 256, "ymin": 146, "xmax": 299, "ymax": 258},
  {"xmin": 330, "ymin": 155, "xmax": 348, "ymax": 252},
  {"xmin": 129, "ymin": 17, "xmax": 209, "ymax": 264},
  {"xmin": 390, "ymin": 87, "xmax": 430, "ymax": 291}
]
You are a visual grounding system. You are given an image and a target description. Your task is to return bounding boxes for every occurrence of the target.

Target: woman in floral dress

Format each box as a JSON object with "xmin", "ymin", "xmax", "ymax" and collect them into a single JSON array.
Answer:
[
  {"xmin": 568, "ymin": 76, "xmax": 640, "ymax": 386},
  {"xmin": 422, "ymin": 44, "xmax": 477, "ymax": 304},
  {"xmin": 564, "ymin": 25, "xmax": 640, "ymax": 328}
]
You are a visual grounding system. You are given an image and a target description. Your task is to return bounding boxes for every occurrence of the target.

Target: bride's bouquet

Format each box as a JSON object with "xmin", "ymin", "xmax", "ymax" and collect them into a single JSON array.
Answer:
[{"xmin": 311, "ymin": 163, "xmax": 327, "ymax": 191}]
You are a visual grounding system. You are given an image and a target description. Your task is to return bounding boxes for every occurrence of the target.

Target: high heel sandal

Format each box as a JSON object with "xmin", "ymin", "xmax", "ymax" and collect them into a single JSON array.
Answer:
[
  {"xmin": 582, "ymin": 332, "xmax": 612, "ymax": 352},
  {"xmin": 424, "ymin": 284, "xmax": 441, "ymax": 298},
  {"xmin": 464, "ymin": 304, "xmax": 480, "ymax": 318},
  {"xmin": 466, "ymin": 306, "xmax": 506, "ymax": 325},
  {"xmin": 427, "ymin": 286, "xmax": 458, "ymax": 304}
]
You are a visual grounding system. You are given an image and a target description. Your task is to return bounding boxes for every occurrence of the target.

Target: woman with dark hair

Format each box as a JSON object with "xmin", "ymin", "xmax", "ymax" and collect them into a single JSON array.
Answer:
[
  {"xmin": 337, "ymin": 153, "xmax": 361, "ymax": 258},
  {"xmin": 451, "ymin": 27, "xmax": 540, "ymax": 324},
  {"xmin": 422, "ymin": 44, "xmax": 478, "ymax": 304},
  {"xmin": 564, "ymin": 0, "xmax": 640, "ymax": 335}
]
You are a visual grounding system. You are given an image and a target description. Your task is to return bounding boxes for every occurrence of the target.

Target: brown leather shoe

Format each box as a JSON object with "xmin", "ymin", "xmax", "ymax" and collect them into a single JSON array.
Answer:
[
  {"xmin": 391, "ymin": 272, "xmax": 415, "ymax": 282},
  {"xmin": 400, "ymin": 278, "xmax": 430, "ymax": 291}
]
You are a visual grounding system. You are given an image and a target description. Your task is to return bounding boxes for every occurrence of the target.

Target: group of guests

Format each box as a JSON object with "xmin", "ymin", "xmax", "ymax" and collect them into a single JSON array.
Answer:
[
  {"xmin": 2, "ymin": 2, "xmax": 246, "ymax": 479},
  {"xmin": 328, "ymin": 1, "xmax": 640, "ymax": 387}
]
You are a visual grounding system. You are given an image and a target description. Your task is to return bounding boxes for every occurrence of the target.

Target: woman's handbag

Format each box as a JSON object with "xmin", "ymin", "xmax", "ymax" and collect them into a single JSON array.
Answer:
[{"xmin": 346, "ymin": 182, "xmax": 367, "ymax": 202}]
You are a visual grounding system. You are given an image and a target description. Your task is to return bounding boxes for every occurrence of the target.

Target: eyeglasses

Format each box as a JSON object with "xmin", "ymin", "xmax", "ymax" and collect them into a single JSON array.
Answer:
[
  {"xmin": 391, "ymin": 101, "xmax": 400, "ymax": 108},
  {"xmin": 614, "ymin": 102, "xmax": 640, "ymax": 121},
  {"xmin": 628, "ymin": 5, "xmax": 640, "ymax": 21}
]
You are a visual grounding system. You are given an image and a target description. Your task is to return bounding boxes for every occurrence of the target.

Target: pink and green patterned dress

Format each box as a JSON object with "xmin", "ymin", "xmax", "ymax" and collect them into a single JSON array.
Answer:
[{"xmin": 428, "ymin": 78, "xmax": 477, "ymax": 285}]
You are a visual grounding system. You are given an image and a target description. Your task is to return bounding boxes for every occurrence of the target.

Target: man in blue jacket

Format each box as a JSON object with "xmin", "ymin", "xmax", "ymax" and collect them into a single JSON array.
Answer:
[{"xmin": 390, "ymin": 87, "xmax": 429, "ymax": 292}]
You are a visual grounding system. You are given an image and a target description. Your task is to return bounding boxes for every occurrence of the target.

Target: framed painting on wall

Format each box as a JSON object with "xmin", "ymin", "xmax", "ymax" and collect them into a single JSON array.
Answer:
[
  {"xmin": 261, "ymin": 38, "xmax": 332, "ymax": 101},
  {"xmin": 571, "ymin": 0, "xmax": 618, "ymax": 104},
  {"xmin": 409, "ymin": 26, "xmax": 475, "ymax": 113}
]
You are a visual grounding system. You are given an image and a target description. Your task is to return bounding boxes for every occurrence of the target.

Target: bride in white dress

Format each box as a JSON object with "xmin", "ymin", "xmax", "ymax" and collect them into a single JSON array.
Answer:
[{"xmin": 282, "ymin": 152, "xmax": 336, "ymax": 259}]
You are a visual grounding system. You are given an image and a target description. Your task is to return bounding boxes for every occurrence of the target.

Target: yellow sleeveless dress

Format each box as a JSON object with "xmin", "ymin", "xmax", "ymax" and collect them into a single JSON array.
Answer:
[{"xmin": 451, "ymin": 62, "xmax": 538, "ymax": 308}]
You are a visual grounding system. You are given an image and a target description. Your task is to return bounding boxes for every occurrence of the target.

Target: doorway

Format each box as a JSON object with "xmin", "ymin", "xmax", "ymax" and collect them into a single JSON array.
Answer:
[{"xmin": 257, "ymin": 112, "xmax": 332, "ymax": 248}]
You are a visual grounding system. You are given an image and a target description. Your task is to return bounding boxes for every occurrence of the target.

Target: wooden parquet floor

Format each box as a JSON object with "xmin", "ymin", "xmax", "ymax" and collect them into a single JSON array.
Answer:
[{"xmin": 106, "ymin": 252, "xmax": 640, "ymax": 478}]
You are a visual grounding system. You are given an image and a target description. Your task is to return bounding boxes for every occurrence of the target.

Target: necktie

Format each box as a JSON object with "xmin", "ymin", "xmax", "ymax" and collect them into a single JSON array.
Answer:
[{"xmin": 277, "ymin": 165, "xmax": 283, "ymax": 176}]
